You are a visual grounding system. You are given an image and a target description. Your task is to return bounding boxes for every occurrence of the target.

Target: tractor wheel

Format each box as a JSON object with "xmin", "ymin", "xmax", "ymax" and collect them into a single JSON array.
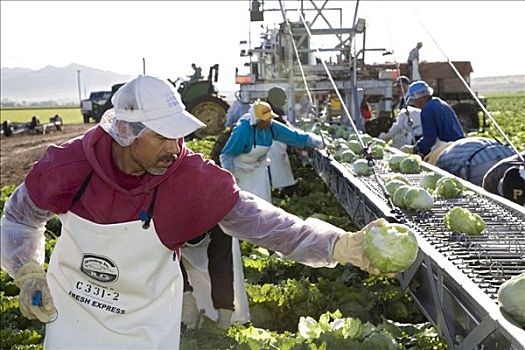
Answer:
[
  {"xmin": 2, "ymin": 120, "xmax": 13, "ymax": 137},
  {"xmin": 185, "ymin": 96, "xmax": 230, "ymax": 137},
  {"xmin": 364, "ymin": 114, "xmax": 395, "ymax": 137},
  {"xmin": 83, "ymin": 113, "xmax": 91, "ymax": 124},
  {"xmin": 452, "ymin": 104, "xmax": 480, "ymax": 132},
  {"xmin": 52, "ymin": 115, "xmax": 64, "ymax": 131}
]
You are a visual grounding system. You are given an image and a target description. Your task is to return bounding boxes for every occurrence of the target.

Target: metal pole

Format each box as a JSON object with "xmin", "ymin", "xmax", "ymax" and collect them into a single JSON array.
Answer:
[
  {"xmin": 142, "ymin": 58, "xmax": 146, "ymax": 75},
  {"xmin": 76, "ymin": 70, "xmax": 82, "ymax": 102}
]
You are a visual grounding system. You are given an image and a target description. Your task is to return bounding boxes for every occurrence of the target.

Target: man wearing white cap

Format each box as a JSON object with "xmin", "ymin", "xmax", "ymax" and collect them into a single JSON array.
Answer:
[
  {"xmin": 1, "ymin": 75, "xmax": 389, "ymax": 349},
  {"xmin": 402, "ymin": 80, "xmax": 464, "ymax": 164}
]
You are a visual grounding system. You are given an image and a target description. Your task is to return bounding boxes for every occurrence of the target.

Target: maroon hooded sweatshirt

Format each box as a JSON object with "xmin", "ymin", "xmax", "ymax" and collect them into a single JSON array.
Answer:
[{"xmin": 25, "ymin": 126, "xmax": 240, "ymax": 250}]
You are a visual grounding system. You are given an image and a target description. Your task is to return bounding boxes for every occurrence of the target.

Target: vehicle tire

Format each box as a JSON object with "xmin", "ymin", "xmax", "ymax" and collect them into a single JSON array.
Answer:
[
  {"xmin": 185, "ymin": 95, "xmax": 230, "ymax": 137},
  {"xmin": 53, "ymin": 115, "xmax": 64, "ymax": 131},
  {"xmin": 83, "ymin": 113, "xmax": 91, "ymax": 124},
  {"xmin": 364, "ymin": 114, "xmax": 395, "ymax": 137},
  {"xmin": 2, "ymin": 120, "xmax": 13, "ymax": 137},
  {"xmin": 452, "ymin": 104, "xmax": 480, "ymax": 132},
  {"xmin": 30, "ymin": 115, "xmax": 41, "ymax": 128}
]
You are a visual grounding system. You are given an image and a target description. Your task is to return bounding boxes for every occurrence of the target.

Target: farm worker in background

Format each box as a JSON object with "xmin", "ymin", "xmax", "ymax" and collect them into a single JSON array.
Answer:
[
  {"xmin": 1, "ymin": 75, "xmax": 388, "ymax": 349},
  {"xmin": 188, "ymin": 63, "xmax": 203, "ymax": 81},
  {"xmin": 360, "ymin": 96, "xmax": 373, "ymax": 122},
  {"xmin": 401, "ymin": 80, "xmax": 464, "ymax": 164},
  {"xmin": 379, "ymin": 106, "xmax": 422, "ymax": 149},
  {"xmin": 407, "ymin": 42, "xmax": 423, "ymax": 81},
  {"xmin": 482, "ymin": 151, "xmax": 525, "ymax": 205},
  {"xmin": 435, "ymin": 137, "xmax": 516, "ymax": 186},
  {"xmin": 180, "ymin": 224, "xmax": 247, "ymax": 330},
  {"xmin": 265, "ymin": 86, "xmax": 298, "ymax": 192},
  {"xmin": 393, "ymin": 75, "xmax": 410, "ymax": 111},
  {"xmin": 380, "ymin": 76, "xmax": 422, "ymax": 148},
  {"xmin": 220, "ymin": 100, "xmax": 324, "ymax": 202},
  {"xmin": 225, "ymin": 90, "xmax": 251, "ymax": 127}
]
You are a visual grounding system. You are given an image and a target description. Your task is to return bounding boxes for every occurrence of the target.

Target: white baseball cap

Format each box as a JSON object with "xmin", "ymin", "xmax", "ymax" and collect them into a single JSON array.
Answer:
[{"xmin": 111, "ymin": 75, "xmax": 205, "ymax": 139}]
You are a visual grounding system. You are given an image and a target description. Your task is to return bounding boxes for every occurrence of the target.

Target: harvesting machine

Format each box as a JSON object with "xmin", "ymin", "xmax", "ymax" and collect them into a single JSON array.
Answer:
[{"xmin": 233, "ymin": 1, "xmax": 525, "ymax": 349}]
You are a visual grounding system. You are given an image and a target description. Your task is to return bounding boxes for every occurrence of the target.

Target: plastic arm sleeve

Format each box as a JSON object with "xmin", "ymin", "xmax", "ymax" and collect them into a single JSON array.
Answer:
[
  {"xmin": 219, "ymin": 191, "xmax": 344, "ymax": 268},
  {"xmin": 219, "ymin": 153, "xmax": 235, "ymax": 172},
  {"xmin": 1, "ymin": 183, "xmax": 52, "ymax": 277},
  {"xmin": 306, "ymin": 133, "xmax": 324, "ymax": 148},
  {"xmin": 387, "ymin": 113, "xmax": 407, "ymax": 138}
]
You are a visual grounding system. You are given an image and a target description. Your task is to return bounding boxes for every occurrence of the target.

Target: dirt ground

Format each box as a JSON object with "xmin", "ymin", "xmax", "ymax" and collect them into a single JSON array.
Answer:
[{"xmin": 1, "ymin": 123, "xmax": 93, "ymax": 188}]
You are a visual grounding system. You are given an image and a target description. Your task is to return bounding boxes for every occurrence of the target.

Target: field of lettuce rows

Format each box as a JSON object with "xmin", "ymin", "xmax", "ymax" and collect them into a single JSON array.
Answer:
[
  {"xmin": 1, "ymin": 92, "xmax": 523, "ymax": 349},
  {"xmin": 1, "ymin": 140, "xmax": 446, "ymax": 350}
]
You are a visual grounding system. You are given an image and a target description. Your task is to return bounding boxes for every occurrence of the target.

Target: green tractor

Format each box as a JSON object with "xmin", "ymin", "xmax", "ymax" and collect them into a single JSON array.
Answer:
[{"xmin": 168, "ymin": 64, "xmax": 229, "ymax": 137}]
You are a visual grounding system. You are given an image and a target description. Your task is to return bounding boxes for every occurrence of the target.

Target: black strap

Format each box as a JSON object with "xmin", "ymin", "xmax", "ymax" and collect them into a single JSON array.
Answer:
[
  {"xmin": 71, "ymin": 170, "xmax": 94, "ymax": 206},
  {"xmin": 140, "ymin": 186, "xmax": 159, "ymax": 230},
  {"xmin": 252, "ymin": 124, "xmax": 275, "ymax": 148},
  {"xmin": 462, "ymin": 142, "xmax": 507, "ymax": 179}
]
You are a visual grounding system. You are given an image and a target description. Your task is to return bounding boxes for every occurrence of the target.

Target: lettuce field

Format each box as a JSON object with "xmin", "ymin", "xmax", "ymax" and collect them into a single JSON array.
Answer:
[
  {"xmin": 470, "ymin": 92, "xmax": 525, "ymax": 150},
  {"xmin": 1, "ymin": 93, "xmax": 523, "ymax": 349}
]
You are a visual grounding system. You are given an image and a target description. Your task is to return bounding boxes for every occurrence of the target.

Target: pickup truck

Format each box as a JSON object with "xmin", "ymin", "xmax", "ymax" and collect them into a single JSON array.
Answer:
[{"xmin": 81, "ymin": 90, "xmax": 112, "ymax": 123}]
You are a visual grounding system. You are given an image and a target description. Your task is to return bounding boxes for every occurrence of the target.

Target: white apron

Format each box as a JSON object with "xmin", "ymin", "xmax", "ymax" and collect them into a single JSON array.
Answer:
[
  {"xmin": 45, "ymin": 212, "xmax": 183, "ymax": 349},
  {"xmin": 233, "ymin": 145, "xmax": 272, "ymax": 202},
  {"xmin": 424, "ymin": 137, "xmax": 453, "ymax": 165},
  {"xmin": 268, "ymin": 141, "xmax": 296, "ymax": 189},
  {"xmin": 181, "ymin": 235, "xmax": 250, "ymax": 324}
]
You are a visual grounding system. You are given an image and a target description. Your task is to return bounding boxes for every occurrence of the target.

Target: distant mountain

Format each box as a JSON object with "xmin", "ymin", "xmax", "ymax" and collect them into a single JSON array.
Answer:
[
  {"xmin": 471, "ymin": 75, "xmax": 525, "ymax": 93},
  {"xmin": 1, "ymin": 63, "xmax": 135, "ymax": 105}
]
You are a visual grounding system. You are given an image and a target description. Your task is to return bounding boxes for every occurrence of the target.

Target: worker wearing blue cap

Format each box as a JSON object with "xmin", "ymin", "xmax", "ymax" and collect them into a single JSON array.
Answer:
[{"xmin": 401, "ymin": 80, "xmax": 464, "ymax": 164}]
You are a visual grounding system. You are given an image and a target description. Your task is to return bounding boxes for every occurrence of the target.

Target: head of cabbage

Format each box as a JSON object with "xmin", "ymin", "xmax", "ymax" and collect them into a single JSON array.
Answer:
[
  {"xmin": 363, "ymin": 221, "xmax": 419, "ymax": 274},
  {"xmin": 337, "ymin": 149, "xmax": 357, "ymax": 163},
  {"xmin": 393, "ymin": 185, "xmax": 413, "ymax": 208},
  {"xmin": 386, "ymin": 173, "xmax": 409, "ymax": 185},
  {"xmin": 388, "ymin": 155, "xmax": 407, "ymax": 172},
  {"xmin": 399, "ymin": 156, "xmax": 422, "ymax": 174},
  {"xmin": 353, "ymin": 159, "xmax": 373, "ymax": 176},
  {"xmin": 370, "ymin": 144, "xmax": 385, "ymax": 159},
  {"xmin": 444, "ymin": 206, "xmax": 485, "ymax": 235},
  {"xmin": 404, "ymin": 187, "xmax": 434, "ymax": 211},
  {"xmin": 435, "ymin": 177, "xmax": 465, "ymax": 198},
  {"xmin": 385, "ymin": 180, "xmax": 407, "ymax": 197},
  {"xmin": 498, "ymin": 273, "xmax": 525, "ymax": 327},
  {"xmin": 347, "ymin": 140, "xmax": 364, "ymax": 155},
  {"xmin": 420, "ymin": 172, "xmax": 443, "ymax": 191}
]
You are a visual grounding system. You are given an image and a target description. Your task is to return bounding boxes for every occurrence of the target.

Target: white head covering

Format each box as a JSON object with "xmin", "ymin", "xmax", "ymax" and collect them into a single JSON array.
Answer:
[{"xmin": 100, "ymin": 75, "xmax": 205, "ymax": 146}]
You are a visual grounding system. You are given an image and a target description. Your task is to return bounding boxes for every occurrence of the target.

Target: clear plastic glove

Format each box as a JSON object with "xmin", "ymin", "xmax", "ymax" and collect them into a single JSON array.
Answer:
[
  {"xmin": 181, "ymin": 291, "xmax": 200, "ymax": 329},
  {"xmin": 332, "ymin": 218, "xmax": 395, "ymax": 277},
  {"xmin": 306, "ymin": 134, "xmax": 324, "ymax": 148},
  {"xmin": 14, "ymin": 261, "xmax": 56, "ymax": 323},
  {"xmin": 400, "ymin": 145, "xmax": 415, "ymax": 154},
  {"xmin": 378, "ymin": 132, "xmax": 388, "ymax": 141},
  {"xmin": 216, "ymin": 308, "xmax": 233, "ymax": 330}
]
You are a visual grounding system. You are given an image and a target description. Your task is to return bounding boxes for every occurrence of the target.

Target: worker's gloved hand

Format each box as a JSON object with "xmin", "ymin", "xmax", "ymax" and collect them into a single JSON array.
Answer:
[
  {"xmin": 14, "ymin": 261, "xmax": 56, "ymax": 323},
  {"xmin": 219, "ymin": 154, "xmax": 235, "ymax": 173},
  {"xmin": 400, "ymin": 145, "xmax": 415, "ymax": 154},
  {"xmin": 332, "ymin": 218, "xmax": 395, "ymax": 277},
  {"xmin": 216, "ymin": 308, "xmax": 233, "ymax": 330},
  {"xmin": 306, "ymin": 134, "xmax": 324, "ymax": 148},
  {"xmin": 378, "ymin": 132, "xmax": 388, "ymax": 141},
  {"xmin": 181, "ymin": 291, "xmax": 200, "ymax": 329}
]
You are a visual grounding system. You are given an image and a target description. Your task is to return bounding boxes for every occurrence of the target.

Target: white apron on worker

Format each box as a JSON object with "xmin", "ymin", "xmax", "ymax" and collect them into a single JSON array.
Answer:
[
  {"xmin": 411, "ymin": 59, "xmax": 421, "ymax": 81},
  {"xmin": 268, "ymin": 141, "xmax": 296, "ymax": 189},
  {"xmin": 181, "ymin": 235, "xmax": 250, "ymax": 324},
  {"xmin": 233, "ymin": 144, "xmax": 272, "ymax": 202},
  {"xmin": 424, "ymin": 137, "xmax": 452, "ymax": 166},
  {"xmin": 44, "ymin": 212, "xmax": 183, "ymax": 349}
]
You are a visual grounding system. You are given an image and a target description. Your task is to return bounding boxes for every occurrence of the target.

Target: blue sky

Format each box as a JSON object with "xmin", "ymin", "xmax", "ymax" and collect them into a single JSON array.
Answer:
[{"xmin": 2, "ymin": 1, "xmax": 524, "ymax": 95}]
